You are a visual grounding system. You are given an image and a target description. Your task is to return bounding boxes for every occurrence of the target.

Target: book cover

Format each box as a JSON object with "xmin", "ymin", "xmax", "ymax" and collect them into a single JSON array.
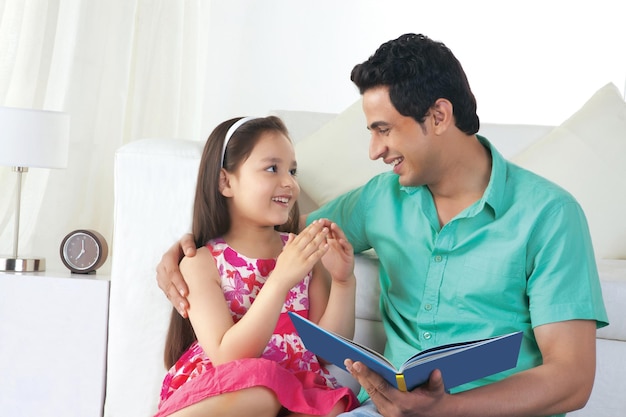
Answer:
[{"xmin": 288, "ymin": 312, "xmax": 523, "ymax": 392}]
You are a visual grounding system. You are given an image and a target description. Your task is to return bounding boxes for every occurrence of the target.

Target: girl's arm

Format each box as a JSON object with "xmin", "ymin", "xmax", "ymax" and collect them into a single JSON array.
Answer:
[
  {"xmin": 183, "ymin": 222, "xmax": 332, "ymax": 365},
  {"xmin": 181, "ymin": 247, "xmax": 287, "ymax": 365},
  {"xmin": 309, "ymin": 222, "xmax": 357, "ymax": 340}
]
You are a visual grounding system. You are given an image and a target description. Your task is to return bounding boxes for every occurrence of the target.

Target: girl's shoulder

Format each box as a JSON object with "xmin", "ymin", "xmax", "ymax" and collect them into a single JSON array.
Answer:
[
  {"xmin": 205, "ymin": 236, "xmax": 227, "ymax": 250},
  {"xmin": 180, "ymin": 245, "xmax": 217, "ymax": 274},
  {"xmin": 203, "ymin": 232, "xmax": 288, "ymax": 263}
]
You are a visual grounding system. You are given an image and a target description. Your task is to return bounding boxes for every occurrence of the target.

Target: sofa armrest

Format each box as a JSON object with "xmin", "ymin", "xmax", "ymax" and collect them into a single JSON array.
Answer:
[{"xmin": 105, "ymin": 138, "xmax": 204, "ymax": 417}]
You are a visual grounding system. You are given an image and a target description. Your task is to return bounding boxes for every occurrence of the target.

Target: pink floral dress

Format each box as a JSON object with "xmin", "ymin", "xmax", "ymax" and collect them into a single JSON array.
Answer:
[{"xmin": 154, "ymin": 233, "xmax": 358, "ymax": 416}]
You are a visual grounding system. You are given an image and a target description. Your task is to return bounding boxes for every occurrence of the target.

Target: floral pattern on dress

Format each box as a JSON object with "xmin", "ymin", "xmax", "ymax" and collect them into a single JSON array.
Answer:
[{"xmin": 159, "ymin": 233, "xmax": 338, "ymax": 405}]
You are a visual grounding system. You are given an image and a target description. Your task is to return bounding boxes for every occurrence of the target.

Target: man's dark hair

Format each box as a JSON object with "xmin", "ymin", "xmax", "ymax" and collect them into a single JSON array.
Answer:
[{"xmin": 351, "ymin": 33, "xmax": 480, "ymax": 135}]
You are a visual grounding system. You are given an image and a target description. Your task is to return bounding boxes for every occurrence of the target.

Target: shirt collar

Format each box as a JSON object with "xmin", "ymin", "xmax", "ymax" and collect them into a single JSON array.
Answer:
[
  {"xmin": 399, "ymin": 135, "xmax": 508, "ymax": 218},
  {"xmin": 477, "ymin": 134, "xmax": 507, "ymax": 218}
]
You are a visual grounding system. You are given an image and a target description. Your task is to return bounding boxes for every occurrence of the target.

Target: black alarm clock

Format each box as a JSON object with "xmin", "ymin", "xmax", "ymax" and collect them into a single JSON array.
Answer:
[{"xmin": 60, "ymin": 229, "xmax": 109, "ymax": 274}]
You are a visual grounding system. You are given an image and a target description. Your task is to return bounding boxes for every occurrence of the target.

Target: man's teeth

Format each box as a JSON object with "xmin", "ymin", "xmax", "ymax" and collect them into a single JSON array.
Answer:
[{"xmin": 390, "ymin": 158, "xmax": 402, "ymax": 167}]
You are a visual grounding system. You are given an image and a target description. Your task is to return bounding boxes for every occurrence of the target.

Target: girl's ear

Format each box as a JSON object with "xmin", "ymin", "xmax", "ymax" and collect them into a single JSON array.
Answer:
[{"xmin": 219, "ymin": 169, "xmax": 233, "ymax": 197}]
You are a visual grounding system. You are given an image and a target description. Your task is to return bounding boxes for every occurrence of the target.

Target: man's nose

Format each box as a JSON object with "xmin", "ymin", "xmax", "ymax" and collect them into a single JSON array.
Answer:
[{"xmin": 369, "ymin": 135, "xmax": 385, "ymax": 161}]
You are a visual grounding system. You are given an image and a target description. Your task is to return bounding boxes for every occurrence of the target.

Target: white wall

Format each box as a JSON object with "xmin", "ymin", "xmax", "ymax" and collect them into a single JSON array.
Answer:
[
  {"xmin": 201, "ymin": 0, "xmax": 626, "ymax": 132},
  {"xmin": 4, "ymin": 1, "xmax": 622, "ymax": 273}
]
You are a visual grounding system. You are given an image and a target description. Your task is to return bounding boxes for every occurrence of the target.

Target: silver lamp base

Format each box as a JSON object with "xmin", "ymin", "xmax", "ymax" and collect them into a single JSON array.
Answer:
[{"xmin": 0, "ymin": 257, "xmax": 46, "ymax": 272}]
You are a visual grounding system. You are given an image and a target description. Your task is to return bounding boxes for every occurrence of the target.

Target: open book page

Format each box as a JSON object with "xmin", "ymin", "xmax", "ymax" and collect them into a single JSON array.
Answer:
[{"xmin": 399, "ymin": 333, "xmax": 520, "ymax": 373}]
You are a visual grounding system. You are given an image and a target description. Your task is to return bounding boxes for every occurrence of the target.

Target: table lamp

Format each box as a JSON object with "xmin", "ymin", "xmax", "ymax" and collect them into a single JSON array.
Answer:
[{"xmin": 0, "ymin": 106, "xmax": 70, "ymax": 272}]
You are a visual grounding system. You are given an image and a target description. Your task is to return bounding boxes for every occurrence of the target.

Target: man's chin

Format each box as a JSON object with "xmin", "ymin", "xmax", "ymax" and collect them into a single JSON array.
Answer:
[
  {"xmin": 395, "ymin": 173, "xmax": 410, "ymax": 186},
  {"xmin": 397, "ymin": 174, "xmax": 421, "ymax": 188}
]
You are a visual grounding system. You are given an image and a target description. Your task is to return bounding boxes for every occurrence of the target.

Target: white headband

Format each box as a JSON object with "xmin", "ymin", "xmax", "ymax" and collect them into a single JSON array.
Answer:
[{"xmin": 221, "ymin": 116, "xmax": 256, "ymax": 167}]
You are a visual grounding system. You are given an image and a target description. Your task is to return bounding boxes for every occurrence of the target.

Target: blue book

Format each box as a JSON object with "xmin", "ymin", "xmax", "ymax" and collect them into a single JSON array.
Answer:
[{"xmin": 288, "ymin": 312, "xmax": 523, "ymax": 392}]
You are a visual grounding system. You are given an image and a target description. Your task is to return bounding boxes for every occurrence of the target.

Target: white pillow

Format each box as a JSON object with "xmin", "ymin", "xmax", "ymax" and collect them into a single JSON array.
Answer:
[
  {"xmin": 478, "ymin": 123, "xmax": 554, "ymax": 159},
  {"xmin": 512, "ymin": 83, "xmax": 626, "ymax": 259},
  {"xmin": 293, "ymin": 99, "xmax": 553, "ymax": 208},
  {"xmin": 294, "ymin": 98, "xmax": 389, "ymax": 207},
  {"xmin": 269, "ymin": 109, "xmax": 340, "ymax": 212},
  {"xmin": 269, "ymin": 109, "xmax": 337, "ymax": 145}
]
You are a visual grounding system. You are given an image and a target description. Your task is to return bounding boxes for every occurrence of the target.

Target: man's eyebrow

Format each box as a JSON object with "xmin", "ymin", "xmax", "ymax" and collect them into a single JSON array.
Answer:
[{"xmin": 367, "ymin": 121, "xmax": 391, "ymax": 130}]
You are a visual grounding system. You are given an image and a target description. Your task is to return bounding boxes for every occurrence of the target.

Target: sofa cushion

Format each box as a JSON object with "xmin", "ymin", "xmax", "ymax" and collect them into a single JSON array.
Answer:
[
  {"xmin": 294, "ymin": 99, "xmax": 554, "ymax": 208},
  {"xmin": 354, "ymin": 250, "xmax": 381, "ymax": 322},
  {"xmin": 269, "ymin": 109, "xmax": 339, "ymax": 212},
  {"xmin": 512, "ymin": 83, "xmax": 626, "ymax": 259},
  {"xmin": 294, "ymin": 99, "xmax": 389, "ymax": 207},
  {"xmin": 269, "ymin": 109, "xmax": 337, "ymax": 145},
  {"xmin": 596, "ymin": 259, "xmax": 626, "ymax": 341}
]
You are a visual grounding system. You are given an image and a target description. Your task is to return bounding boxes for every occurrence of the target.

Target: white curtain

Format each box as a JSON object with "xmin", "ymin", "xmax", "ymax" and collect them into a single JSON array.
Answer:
[{"xmin": 0, "ymin": 0, "xmax": 211, "ymax": 273}]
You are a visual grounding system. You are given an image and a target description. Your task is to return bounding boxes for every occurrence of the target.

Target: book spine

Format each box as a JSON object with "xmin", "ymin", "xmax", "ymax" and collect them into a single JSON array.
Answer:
[{"xmin": 396, "ymin": 374, "xmax": 407, "ymax": 392}]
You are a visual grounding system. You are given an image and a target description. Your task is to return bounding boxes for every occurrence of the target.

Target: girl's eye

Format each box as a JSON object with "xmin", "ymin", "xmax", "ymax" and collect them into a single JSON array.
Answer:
[
  {"xmin": 290, "ymin": 168, "xmax": 297, "ymax": 176},
  {"xmin": 266, "ymin": 165, "xmax": 278, "ymax": 173}
]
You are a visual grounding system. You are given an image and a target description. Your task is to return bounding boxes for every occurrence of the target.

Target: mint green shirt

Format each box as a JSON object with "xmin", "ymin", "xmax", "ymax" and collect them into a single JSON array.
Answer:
[{"xmin": 308, "ymin": 137, "xmax": 608, "ymax": 413}]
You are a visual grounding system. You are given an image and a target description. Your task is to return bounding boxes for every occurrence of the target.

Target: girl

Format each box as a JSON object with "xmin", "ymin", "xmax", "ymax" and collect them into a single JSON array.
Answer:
[{"xmin": 155, "ymin": 116, "xmax": 359, "ymax": 417}]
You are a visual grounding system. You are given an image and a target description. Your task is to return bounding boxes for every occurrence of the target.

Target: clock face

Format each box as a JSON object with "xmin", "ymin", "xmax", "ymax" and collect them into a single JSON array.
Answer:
[{"xmin": 62, "ymin": 232, "xmax": 101, "ymax": 271}]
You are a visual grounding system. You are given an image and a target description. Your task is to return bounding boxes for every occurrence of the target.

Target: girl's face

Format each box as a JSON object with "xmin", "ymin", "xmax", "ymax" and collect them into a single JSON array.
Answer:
[{"xmin": 223, "ymin": 131, "xmax": 299, "ymax": 228}]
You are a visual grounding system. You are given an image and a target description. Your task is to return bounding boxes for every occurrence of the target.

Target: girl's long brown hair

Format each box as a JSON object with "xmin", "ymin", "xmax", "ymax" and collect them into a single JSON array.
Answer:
[{"xmin": 163, "ymin": 116, "xmax": 300, "ymax": 368}]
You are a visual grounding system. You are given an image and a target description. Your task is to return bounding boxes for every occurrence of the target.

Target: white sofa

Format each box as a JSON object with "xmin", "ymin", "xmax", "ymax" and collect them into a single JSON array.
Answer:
[{"xmin": 104, "ymin": 83, "xmax": 626, "ymax": 417}]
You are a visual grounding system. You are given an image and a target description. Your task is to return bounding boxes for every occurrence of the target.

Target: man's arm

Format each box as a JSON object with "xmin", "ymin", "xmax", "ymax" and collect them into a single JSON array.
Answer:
[
  {"xmin": 156, "ymin": 233, "xmax": 197, "ymax": 317},
  {"xmin": 346, "ymin": 319, "xmax": 597, "ymax": 417}
]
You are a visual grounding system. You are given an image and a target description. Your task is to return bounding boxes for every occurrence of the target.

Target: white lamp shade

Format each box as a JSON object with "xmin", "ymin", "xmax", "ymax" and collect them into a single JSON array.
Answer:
[{"xmin": 0, "ymin": 106, "xmax": 70, "ymax": 169}]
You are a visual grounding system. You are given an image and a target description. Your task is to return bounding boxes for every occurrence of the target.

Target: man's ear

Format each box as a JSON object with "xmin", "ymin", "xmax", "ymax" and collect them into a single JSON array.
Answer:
[
  {"xmin": 431, "ymin": 98, "xmax": 453, "ymax": 133},
  {"xmin": 219, "ymin": 169, "xmax": 233, "ymax": 197}
]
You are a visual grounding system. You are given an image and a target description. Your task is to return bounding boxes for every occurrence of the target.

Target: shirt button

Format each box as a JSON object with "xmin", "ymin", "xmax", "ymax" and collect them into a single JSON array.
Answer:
[
  {"xmin": 424, "ymin": 303, "xmax": 432, "ymax": 311},
  {"xmin": 434, "ymin": 255, "xmax": 442, "ymax": 262},
  {"xmin": 423, "ymin": 332, "xmax": 432, "ymax": 340}
]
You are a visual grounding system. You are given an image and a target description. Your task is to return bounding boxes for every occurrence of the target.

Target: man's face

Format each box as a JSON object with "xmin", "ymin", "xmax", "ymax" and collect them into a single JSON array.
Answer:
[{"xmin": 362, "ymin": 86, "xmax": 440, "ymax": 187}]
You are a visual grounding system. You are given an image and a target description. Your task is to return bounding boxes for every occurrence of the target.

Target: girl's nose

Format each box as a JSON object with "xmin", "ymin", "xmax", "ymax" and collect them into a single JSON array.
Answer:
[{"xmin": 283, "ymin": 172, "xmax": 297, "ymax": 188}]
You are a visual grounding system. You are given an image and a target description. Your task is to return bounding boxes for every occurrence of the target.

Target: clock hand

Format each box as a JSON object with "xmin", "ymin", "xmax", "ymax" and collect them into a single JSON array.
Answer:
[{"xmin": 75, "ymin": 239, "xmax": 86, "ymax": 260}]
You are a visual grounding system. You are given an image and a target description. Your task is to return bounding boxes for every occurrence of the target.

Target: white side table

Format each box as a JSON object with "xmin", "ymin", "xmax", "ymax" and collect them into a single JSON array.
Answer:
[{"xmin": 0, "ymin": 270, "xmax": 110, "ymax": 417}]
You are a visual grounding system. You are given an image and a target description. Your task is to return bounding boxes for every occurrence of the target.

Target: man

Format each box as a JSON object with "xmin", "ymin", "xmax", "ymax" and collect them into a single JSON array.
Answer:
[{"xmin": 158, "ymin": 33, "xmax": 608, "ymax": 417}]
